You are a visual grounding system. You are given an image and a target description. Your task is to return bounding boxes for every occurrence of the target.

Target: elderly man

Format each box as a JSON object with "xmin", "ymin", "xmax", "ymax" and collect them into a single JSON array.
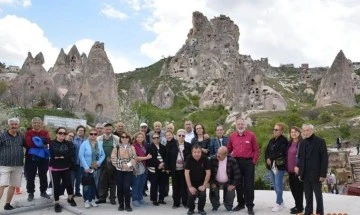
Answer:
[
  {"xmin": 185, "ymin": 145, "xmax": 211, "ymax": 215},
  {"xmin": 184, "ymin": 120, "xmax": 194, "ymax": 143},
  {"xmin": 96, "ymin": 123, "xmax": 119, "ymax": 205},
  {"xmin": 113, "ymin": 122, "xmax": 125, "ymax": 137},
  {"xmin": 140, "ymin": 122, "xmax": 151, "ymax": 144},
  {"xmin": 0, "ymin": 118, "xmax": 25, "ymax": 210},
  {"xmin": 148, "ymin": 121, "xmax": 166, "ymax": 145},
  {"xmin": 209, "ymin": 125, "xmax": 229, "ymax": 156},
  {"xmin": 24, "ymin": 117, "xmax": 51, "ymax": 201},
  {"xmin": 296, "ymin": 124, "xmax": 328, "ymax": 215},
  {"xmin": 227, "ymin": 118, "xmax": 259, "ymax": 215},
  {"xmin": 73, "ymin": 125, "xmax": 86, "ymax": 197},
  {"xmin": 210, "ymin": 146, "xmax": 240, "ymax": 213},
  {"xmin": 96, "ymin": 123, "xmax": 104, "ymax": 136}
]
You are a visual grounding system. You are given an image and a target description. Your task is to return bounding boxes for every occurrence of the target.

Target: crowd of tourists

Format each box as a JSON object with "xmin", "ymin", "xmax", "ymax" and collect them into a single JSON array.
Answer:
[{"xmin": 0, "ymin": 117, "xmax": 328, "ymax": 215}]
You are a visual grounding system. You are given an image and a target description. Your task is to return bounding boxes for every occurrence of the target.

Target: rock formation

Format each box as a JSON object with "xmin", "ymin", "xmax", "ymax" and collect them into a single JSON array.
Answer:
[
  {"xmin": 7, "ymin": 52, "xmax": 56, "ymax": 108},
  {"xmin": 315, "ymin": 50, "xmax": 356, "ymax": 107},
  {"xmin": 151, "ymin": 83, "xmax": 175, "ymax": 109},
  {"xmin": 62, "ymin": 42, "xmax": 119, "ymax": 121},
  {"xmin": 128, "ymin": 80, "xmax": 147, "ymax": 104},
  {"xmin": 161, "ymin": 11, "xmax": 286, "ymax": 111}
]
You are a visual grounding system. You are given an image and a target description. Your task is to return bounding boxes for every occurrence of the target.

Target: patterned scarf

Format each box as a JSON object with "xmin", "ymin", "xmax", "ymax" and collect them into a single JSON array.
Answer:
[{"xmin": 90, "ymin": 141, "xmax": 99, "ymax": 163}]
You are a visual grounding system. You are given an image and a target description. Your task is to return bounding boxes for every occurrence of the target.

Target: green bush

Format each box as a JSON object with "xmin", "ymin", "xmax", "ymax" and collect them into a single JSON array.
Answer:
[
  {"xmin": 319, "ymin": 111, "xmax": 332, "ymax": 124},
  {"xmin": 0, "ymin": 81, "xmax": 7, "ymax": 96},
  {"xmin": 85, "ymin": 113, "xmax": 95, "ymax": 125}
]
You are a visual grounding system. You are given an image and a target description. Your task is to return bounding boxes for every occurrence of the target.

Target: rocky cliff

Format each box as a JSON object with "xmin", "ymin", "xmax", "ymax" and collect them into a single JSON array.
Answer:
[
  {"xmin": 160, "ymin": 11, "xmax": 286, "ymax": 112},
  {"xmin": 315, "ymin": 50, "xmax": 356, "ymax": 107}
]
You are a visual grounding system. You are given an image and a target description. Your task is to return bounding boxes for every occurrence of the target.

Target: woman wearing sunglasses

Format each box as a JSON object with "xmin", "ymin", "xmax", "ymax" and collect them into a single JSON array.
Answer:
[
  {"xmin": 79, "ymin": 128, "xmax": 105, "ymax": 209},
  {"xmin": 111, "ymin": 131, "xmax": 137, "ymax": 212},
  {"xmin": 147, "ymin": 132, "xmax": 168, "ymax": 206},
  {"xmin": 49, "ymin": 127, "xmax": 77, "ymax": 213},
  {"xmin": 166, "ymin": 129, "xmax": 191, "ymax": 209}
]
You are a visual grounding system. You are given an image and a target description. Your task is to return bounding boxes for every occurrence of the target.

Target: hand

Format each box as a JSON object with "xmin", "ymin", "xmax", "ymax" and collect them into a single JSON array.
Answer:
[
  {"xmin": 294, "ymin": 167, "xmax": 299, "ymax": 175},
  {"xmin": 227, "ymin": 185, "xmax": 236, "ymax": 191},
  {"xmin": 319, "ymin": 177, "xmax": 326, "ymax": 182},
  {"xmin": 211, "ymin": 184, "xmax": 217, "ymax": 189},
  {"xmin": 298, "ymin": 176, "xmax": 303, "ymax": 182},
  {"xmin": 122, "ymin": 163, "xmax": 129, "ymax": 171},
  {"xmin": 188, "ymin": 186, "xmax": 197, "ymax": 195},
  {"xmin": 266, "ymin": 158, "xmax": 271, "ymax": 166},
  {"xmin": 91, "ymin": 163, "xmax": 98, "ymax": 169},
  {"xmin": 202, "ymin": 148, "xmax": 208, "ymax": 154},
  {"xmin": 166, "ymin": 170, "xmax": 170, "ymax": 174},
  {"xmin": 146, "ymin": 154, "xmax": 152, "ymax": 159},
  {"xmin": 204, "ymin": 134, "xmax": 210, "ymax": 140},
  {"xmin": 85, "ymin": 168, "xmax": 92, "ymax": 173},
  {"xmin": 198, "ymin": 185, "xmax": 206, "ymax": 191}
]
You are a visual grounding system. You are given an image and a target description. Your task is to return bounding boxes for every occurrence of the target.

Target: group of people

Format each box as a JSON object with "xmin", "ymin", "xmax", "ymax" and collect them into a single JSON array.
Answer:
[{"xmin": 0, "ymin": 116, "xmax": 329, "ymax": 215}]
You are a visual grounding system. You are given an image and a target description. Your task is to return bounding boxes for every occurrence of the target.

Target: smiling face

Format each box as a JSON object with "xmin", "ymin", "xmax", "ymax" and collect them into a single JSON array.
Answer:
[
  {"xmin": 235, "ymin": 119, "xmax": 246, "ymax": 133},
  {"xmin": 88, "ymin": 129, "xmax": 98, "ymax": 141},
  {"xmin": 103, "ymin": 125, "xmax": 112, "ymax": 136},
  {"xmin": 8, "ymin": 119, "xmax": 19, "ymax": 133},
  {"xmin": 56, "ymin": 128, "xmax": 67, "ymax": 142},
  {"xmin": 273, "ymin": 125, "xmax": 283, "ymax": 138},
  {"xmin": 136, "ymin": 133, "xmax": 144, "ymax": 144},
  {"xmin": 192, "ymin": 147, "xmax": 202, "ymax": 161},
  {"xmin": 290, "ymin": 128, "xmax": 301, "ymax": 140},
  {"xmin": 31, "ymin": 119, "xmax": 42, "ymax": 131},
  {"xmin": 165, "ymin": 131, "xmax": 173, "ymax": 141}
]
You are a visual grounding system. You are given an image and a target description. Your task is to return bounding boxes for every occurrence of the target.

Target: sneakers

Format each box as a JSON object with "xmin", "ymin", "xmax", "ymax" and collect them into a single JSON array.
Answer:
[
  {"xmin": 54, "ymin": 203, "xmax": 62, "ymax": 213},
  {"xmin": 67, "ymin": 197, "xmax": 77, "ymax": 207},
  {"xmin": 27, "ymin": 193, "xmax": 34, "ymax": 201},
  {"xmin": 272, "ymin": 203, "xmax": 284, "ymax": 212},
  {"xmin": 4, "ymin": 203, "xmax": 15, "ymax": 210},
  {"xmin": 84, "ymin": 200, "xmax": 91, "ymax": 209},
  {"xmin": 187, "ymin": 210, "xmax": 194, "ymax": 215},
  {"xmin": 90, "ymin": 201, "xmax": 98, "ymax": 207},
  {"xmin": 132, "ymin": 200, "xmax": 140, "ymax": 207},
  {"xmin": 40, "ymin": 192, "xmax": 51, "ymax": 199}
]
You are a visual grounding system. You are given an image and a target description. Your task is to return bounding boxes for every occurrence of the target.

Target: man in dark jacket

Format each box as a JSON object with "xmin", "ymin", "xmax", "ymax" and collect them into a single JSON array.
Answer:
[
  {"xmin": 209, "ymin": 125, "xmax": 229, "ymax": 157},
  {"xmin": 296, "ymin": 124, "xmax": 328, "ymax": 215},
  {"xmin": 210, "ymin": 146, "xmax": 240, "ymax": 212}
]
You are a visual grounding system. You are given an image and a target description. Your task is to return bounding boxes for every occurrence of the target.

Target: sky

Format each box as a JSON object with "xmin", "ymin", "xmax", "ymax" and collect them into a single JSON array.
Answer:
[{"xmin": 0, "ymin": 0, "xmax": 359, "ymax": 73}]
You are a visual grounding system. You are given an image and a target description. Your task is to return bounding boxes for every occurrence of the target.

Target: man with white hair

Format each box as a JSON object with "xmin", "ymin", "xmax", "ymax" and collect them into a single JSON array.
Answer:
[
  {"xmin": 0, "ymin": 118, "xmax": 25, "ymax": 210},
  {"xmin": 296, "ymin": 124, "xmax": 328, "ymax": 215}
]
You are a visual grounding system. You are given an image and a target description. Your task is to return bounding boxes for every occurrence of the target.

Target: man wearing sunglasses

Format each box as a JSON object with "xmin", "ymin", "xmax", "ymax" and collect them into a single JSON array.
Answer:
[{"xmin": 24, "ymin": 117, "xmax": 51, "ymax": 201}]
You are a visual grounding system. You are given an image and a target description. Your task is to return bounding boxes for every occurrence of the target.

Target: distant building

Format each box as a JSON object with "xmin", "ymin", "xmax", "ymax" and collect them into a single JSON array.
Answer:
[
  {"xmin": 8, "ymin": 66, "xmax": 20, "ymax": 73},
  {"xmin": 301, "ymin": 63, "xmax": 309, "ymax": 72},
  {"xmin": 280, "ymin": 63, "xmax": 295, "ymax": 68},
  {"xmin": 353, "ymin": 62, "xmax": 360, "ymax": 71}
]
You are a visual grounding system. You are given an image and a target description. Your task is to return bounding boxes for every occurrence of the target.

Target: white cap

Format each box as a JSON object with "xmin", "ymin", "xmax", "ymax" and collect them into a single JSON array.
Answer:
[{"xmin": 140, "ymin": 123, "xmax": 148, "ymax": 127}]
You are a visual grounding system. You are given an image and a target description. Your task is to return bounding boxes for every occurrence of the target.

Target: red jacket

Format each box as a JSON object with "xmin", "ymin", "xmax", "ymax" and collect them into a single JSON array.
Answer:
[
  {"xmin": 25, "ymin": 129, "xmax": 51, "ymax": 158},
  {"xmin": 227, "ymin": 130, "xmax": 259, "ymax": 165}
]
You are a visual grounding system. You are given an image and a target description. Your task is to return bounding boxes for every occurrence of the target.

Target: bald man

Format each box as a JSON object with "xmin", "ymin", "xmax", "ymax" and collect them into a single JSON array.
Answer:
[{"xmin": 210, "ymin": 146, "xmax": 241, "ymax": 213}]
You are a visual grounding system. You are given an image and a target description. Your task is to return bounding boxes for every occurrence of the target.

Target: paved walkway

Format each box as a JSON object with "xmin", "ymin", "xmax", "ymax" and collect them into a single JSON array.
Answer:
[{"xmin": 0, "ymin": 176, "xmax": 358, "ymax": 215}]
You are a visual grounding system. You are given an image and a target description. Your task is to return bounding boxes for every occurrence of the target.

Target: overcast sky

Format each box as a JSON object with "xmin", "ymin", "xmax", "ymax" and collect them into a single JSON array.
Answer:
[{"xmin": 0, "ymin": 0, "xmax": 359, "ymax": 73}]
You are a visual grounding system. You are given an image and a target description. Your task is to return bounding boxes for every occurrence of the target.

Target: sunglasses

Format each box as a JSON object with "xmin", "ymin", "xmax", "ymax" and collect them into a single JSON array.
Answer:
[
  {"xmin": 89, "ymin": 133, "xmax": 98, "ymax": 136},
  {"xmin": 152, "ymin": 137, "xmax": 160, "ymax": 139},
  {"xmin": 178, "ymin": 134, "xmax": 185, "ymax": 137},
  {"xmin": 58, "ymin": 132, "xmax": 67, "ymax": 135},
  {"xmin": 121, "ymin": 136, "xmax": 129, "ymax": 139}
]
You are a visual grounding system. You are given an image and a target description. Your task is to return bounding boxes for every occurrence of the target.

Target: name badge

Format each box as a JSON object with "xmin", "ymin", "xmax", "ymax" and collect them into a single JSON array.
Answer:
[{"xmin": 246, "ymin": 141, "xmax": 250, "ymax": 144}]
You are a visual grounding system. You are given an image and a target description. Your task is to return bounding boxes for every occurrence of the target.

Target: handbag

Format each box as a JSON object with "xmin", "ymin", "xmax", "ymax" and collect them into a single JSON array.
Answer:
[
  {"xmin": 275, "ymin": 157, "xmax": 285, "ymax": 166},
  {"xmin": 81, "ymin": 172, "xmax": 95, "ymax": 186},
  {"xmin": 134, "ymin": 162, "xmax": 146, "ymax": 175}
]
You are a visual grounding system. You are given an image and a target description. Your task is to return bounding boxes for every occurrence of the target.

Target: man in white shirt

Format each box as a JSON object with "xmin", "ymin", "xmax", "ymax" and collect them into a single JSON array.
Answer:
[{"xmin": 184, "ymin": 120, "xmax": 194, "ymax": 143}]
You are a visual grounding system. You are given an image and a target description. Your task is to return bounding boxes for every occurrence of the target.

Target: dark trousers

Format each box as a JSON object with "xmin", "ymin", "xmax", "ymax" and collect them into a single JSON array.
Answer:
[
  {"xmin": 172, "ymin": 170, "xmax": 188, "ymax": 207},
  {"xmin": 210, "ymin": 183, "xmax": 235, "ymax": 210},
  {"xmin": 98, "ymin": 161, "xmax": 116, "ymax": 201},
  {"xmin": 187, "ymin": 182, "xmax": 206, "ymax": 212},
  {"xmin": 25, "ymin": 157, "xmax": 49, "ymax": 193},
  {"xmin": 73, "ymin": 165, "xmax": 82, "ymax": 194},
  {"xmin": 149, "ymin": 171, "xmax": 167, "ymax": 202},
  {"xmin": 303, "ymin": 177, "xmax": 324, "ymax": 215},
  {"xmin": 235, "ymin": 158, "xmax": 255, "ymax": 209},
  {"xmin": 52, "ymin": 169, "xmax": 73, "ymax": 201},
  {"xmin": 289, "ymin": 172, "xmax": 304, "ymax": 210},
  {"xmin": 116, "ymin": 170, "xmax": 133, "ymax": 207}
]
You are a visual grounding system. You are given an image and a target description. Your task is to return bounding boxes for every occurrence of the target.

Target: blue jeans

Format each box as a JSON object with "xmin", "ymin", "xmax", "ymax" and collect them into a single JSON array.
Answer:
[
  {"xmin": 132, "ymin": 172, "xmax": 147, "ymax": 201},
  {"xmin": 73, "ymin": 165, "xmax": 82, "ymax": 194},
  {"xmin": 269, "ymin": 169, "xmax": 285, "ymax": 205},
  {"xmin": 81, "ymin": 168, "xmax": 96, "ymax": 202}
]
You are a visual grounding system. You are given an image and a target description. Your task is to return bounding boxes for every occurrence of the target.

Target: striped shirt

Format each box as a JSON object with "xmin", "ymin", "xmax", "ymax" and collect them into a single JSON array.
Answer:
[{"xmin": 0, "ymin": 131, "xmax": 25, "ymax": 166}]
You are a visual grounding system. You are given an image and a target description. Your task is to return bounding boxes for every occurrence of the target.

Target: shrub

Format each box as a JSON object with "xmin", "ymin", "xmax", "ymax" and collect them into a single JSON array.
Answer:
[{"xmin": 319, "ymin": 111, "xmax": 332, "ymax": 124}]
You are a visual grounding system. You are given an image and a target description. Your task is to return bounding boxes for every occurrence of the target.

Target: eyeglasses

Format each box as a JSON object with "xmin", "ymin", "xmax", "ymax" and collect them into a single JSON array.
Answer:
[
  {"xmin": 121, "ymin": 136, "xmax": 129, "ymax": 139},
  {"xmin": 89, "ymin": 133, "xmax": 98, "ymax": 136},
  {"xmin": 58, "ymin": 132, "xmax": 67, "ymax": 135},
  {"xmin": 178, "ymin": 134, "xmax": 185, "ymax": 137},
  {"xmin": 152, "ymin": 137, "xmax": 160, "ymax": 139}
]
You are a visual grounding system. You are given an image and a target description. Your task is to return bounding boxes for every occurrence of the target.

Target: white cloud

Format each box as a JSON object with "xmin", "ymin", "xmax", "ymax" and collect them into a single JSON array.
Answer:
[
  {"xmin": 64, "ymin": 38, "xmax": 94, "ymax": 56},
  {"xmin": 0, "ymin": 0, "xmax": 31, "ymax": 7},
  {"xmin": 125, "ymin": 0, "xmax": 141, "ymax": 11},
  {"xmin": 140, "ymin": 0, "xmax": 360, "ymax": 67},
  {"xmin": 100, "ymin": 4, "xmax": 128, "ymax": 20},
  {"xmin": 0, "ymin": 15, "xmax": 58, "ymax": 70}
]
